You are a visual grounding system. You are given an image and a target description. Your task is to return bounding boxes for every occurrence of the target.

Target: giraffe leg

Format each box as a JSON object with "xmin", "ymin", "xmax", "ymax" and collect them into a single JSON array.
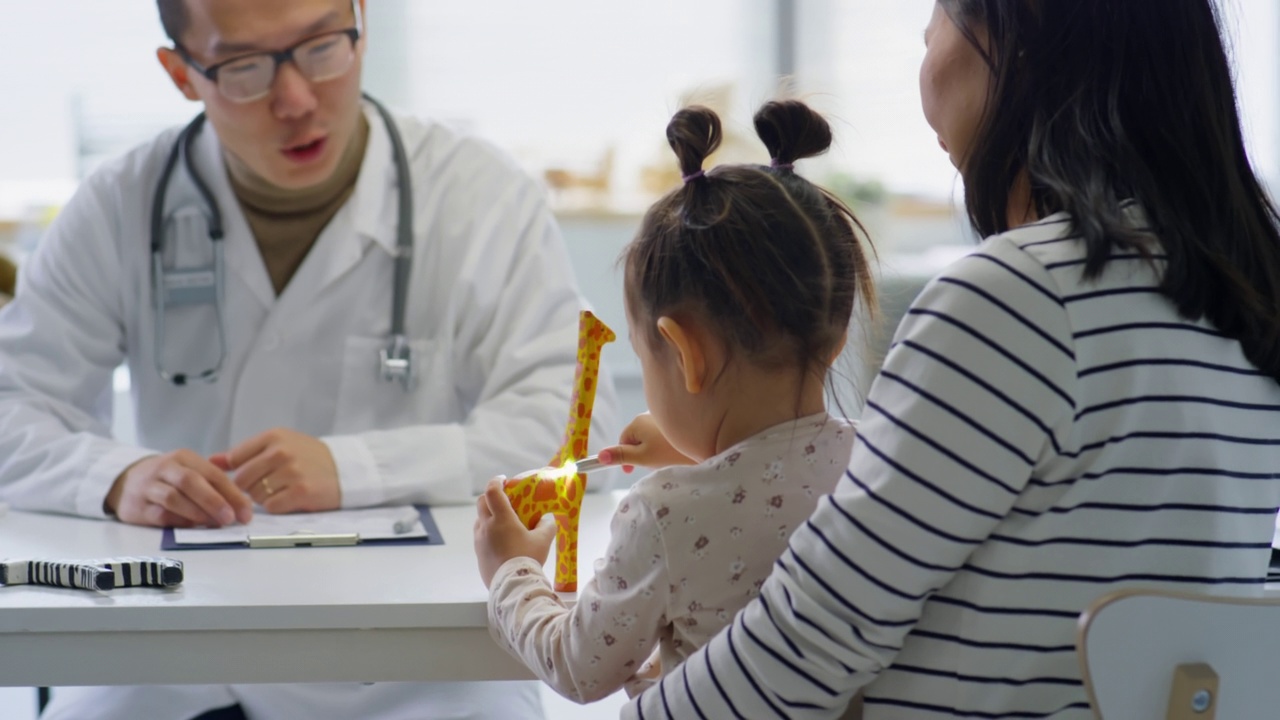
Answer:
[
  {"xmin": 552, "ymin": 473, "xmax": 585, "ymax": 592},
  {"xmin": 554, "ymin": 509, "xmax": 581, "ymax": 592}
]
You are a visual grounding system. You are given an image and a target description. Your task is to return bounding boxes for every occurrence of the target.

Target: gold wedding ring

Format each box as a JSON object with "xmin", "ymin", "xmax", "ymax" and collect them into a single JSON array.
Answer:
[{"xmin": 261, "ymin": 477, "xmax": 275, "ymax": 496}]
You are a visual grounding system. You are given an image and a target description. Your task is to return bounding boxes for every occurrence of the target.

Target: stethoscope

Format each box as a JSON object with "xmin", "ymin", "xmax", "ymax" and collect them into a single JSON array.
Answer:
[{"xmin": 149, "ymin": 93, "xmax": 416, "ymax": 391}]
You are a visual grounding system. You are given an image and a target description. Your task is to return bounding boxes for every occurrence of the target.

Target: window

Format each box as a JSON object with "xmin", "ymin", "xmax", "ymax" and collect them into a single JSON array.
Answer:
[
  {"xmin": 1, "ymin": 1, "xmax": 1277, "ymax": 418},
  {"xmin": 3, "ymin": 2, "xmax": 1277, "ymax": 217}
]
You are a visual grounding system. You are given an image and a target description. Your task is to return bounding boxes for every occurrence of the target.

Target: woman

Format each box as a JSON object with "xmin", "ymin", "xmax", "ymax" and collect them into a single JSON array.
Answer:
[{"xmin": 621, "ymin": 0, "xmax": 1280, "ymax": 717}]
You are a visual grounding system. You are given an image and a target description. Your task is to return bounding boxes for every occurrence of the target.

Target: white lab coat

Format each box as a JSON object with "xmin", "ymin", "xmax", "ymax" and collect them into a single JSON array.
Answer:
[{"xmin": 1, "ymin": 102, "xmax": 620, "ymax": 720}]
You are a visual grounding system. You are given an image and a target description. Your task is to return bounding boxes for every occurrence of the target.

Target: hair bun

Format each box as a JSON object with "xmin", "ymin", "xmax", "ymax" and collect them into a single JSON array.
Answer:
[
  {"xmin": 753, "ymin": 100, "xmax": 833, "ymax": 167},
  {"xmin": 667, "ymin": 106, "xmax": 723, "ymax": 180}
]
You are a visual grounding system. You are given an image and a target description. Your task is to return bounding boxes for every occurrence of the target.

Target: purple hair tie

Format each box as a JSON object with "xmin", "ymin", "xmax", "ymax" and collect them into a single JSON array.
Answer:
[
  {"xmin": 771, "ymin": 160, "xmax": 795, "ymax": 171},
  {"xmin": 682, "ymin": 170, "xmax": 706, "ymax": 184}
]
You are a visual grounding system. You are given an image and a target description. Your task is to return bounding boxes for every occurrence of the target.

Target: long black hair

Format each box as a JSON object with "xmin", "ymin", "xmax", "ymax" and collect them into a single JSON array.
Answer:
[{"xmin": 941, "ymin": 0, "xmax": 1280, "ymax": 381}]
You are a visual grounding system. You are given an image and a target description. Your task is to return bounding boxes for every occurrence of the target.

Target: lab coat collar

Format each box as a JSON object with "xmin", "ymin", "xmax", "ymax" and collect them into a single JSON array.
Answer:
[
  {"xmin": 189, "ymin": 102, "xmax": 404, "ymax": 309},
  {"xmin": 348, "ymin": 100, "xmax": 404, "ymax": 258},
  {"xmin": 192, "ymin": 100, "xmax": 403, "ymax": 257},
  {"xmin": 295, "ymin": 101, "xmax": 403, "ymax": 299}
]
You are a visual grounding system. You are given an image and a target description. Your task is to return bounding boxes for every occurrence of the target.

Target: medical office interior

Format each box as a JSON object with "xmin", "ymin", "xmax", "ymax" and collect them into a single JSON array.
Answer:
[{"xmin": 1, "ymin": 1, "xmax": 1279, "ymax": 718}]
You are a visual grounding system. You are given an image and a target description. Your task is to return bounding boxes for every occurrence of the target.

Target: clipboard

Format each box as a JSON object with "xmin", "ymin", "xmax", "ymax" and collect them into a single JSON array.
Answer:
[{"xmin": 160, "ymin": 505, "xmax": 444, "ymax": 550}]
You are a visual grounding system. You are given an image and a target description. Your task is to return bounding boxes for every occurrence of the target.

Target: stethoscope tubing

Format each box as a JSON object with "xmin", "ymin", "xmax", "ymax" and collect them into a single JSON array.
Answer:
[{"xmin": 149, "ymin": 94, "xmax": 414, "ymax": 389}]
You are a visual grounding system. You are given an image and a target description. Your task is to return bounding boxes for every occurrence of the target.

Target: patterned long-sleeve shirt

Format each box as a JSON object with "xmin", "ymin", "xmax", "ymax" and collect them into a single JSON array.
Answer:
[
  {"xmin": 626, "ymin": 209, "xmax": 1280, "ymax": 719},
  {"xmin": 487, "ymin": 414, "xmax": 855, "ymax": 704}
]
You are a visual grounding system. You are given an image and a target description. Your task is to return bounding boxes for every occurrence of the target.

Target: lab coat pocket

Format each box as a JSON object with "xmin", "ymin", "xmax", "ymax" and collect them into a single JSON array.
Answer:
[{"xmin": 332, "ymin": 336, "xmax": 449, "ymax": 434}]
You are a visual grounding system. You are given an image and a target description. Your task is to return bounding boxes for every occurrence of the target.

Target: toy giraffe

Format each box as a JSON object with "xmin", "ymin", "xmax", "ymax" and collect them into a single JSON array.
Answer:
[{"xmin": 503, "ymin": 310, "xmax": 615, "ymax": 592}]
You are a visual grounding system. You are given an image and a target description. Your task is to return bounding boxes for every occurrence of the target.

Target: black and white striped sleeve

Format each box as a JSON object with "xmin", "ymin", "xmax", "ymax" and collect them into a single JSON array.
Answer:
[{"xmin": 624, "ymin": 237, "xmax": 1079, "ymax": 719}]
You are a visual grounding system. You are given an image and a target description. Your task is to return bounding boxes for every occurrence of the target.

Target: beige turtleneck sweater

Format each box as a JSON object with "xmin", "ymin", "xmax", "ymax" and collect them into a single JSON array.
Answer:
[{"xmin": 226, "ymin": 114, "xmax": 370, "ymax": 295}]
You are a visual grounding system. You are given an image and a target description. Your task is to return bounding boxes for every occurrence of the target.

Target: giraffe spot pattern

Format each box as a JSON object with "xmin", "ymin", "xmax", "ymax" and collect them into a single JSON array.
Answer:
[{"xmin": 500, "ymin": 311, "xmax": 616, "ymax": 591}]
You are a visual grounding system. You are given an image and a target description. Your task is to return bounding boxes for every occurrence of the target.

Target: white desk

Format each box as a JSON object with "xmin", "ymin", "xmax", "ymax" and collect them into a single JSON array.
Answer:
[{"xmin": 0, "ymin": 492, "xmax": 622, "ymax": 687}]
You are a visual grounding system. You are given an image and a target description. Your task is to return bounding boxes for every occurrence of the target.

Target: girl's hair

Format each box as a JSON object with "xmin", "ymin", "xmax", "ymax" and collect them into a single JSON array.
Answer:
[
  {"xmin": 623, "ymin": 100, "xmax": 875, "ymax": 391},
  {"xmin": 940, "ymin": 0, "xmax": 1280, "ymax": 381}
]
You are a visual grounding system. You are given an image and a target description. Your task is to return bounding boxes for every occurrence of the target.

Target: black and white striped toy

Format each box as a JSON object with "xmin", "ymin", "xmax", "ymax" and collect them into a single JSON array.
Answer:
[{"xmin": 0, "ymin": 557, "xmax": 184, "ymax": 591}]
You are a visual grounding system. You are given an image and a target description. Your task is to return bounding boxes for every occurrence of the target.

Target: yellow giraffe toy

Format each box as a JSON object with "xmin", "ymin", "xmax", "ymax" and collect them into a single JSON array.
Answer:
[{"xmin": 503, "ymin": 310, "xmax": 615, "ymax": 592}]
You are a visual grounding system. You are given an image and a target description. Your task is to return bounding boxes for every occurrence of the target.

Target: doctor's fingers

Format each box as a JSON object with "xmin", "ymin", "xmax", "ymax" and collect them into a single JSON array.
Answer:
[
  {"xmin": 146, "ymin": 472, "xmax": 230, "ymax": 527},
  {"xmin": 246, "ymin": 473, "xmax": 291, "ymax": 507},
  {"xmin": 223, "ymin": 429, "xmax": 289, "ymax": 472},
  {"xmin": 140, "ymin": 503, "xmax": 202, "ymax": 529},
  {"xmin": 259, "ymin": 484, "xmax": 315, "ymax": 515},
  {"xmin": 167, "ymin": 449, "xmax": 233, "ymax": 486},
  {"xmin": 162, "ymin": 451, "xmax": 254, "ymax": 523},
  {"xmin": 208, "ymin": 453, "xmax": 232, "ymax": 472},
  {"xmin": 156, "ymin": 463, "xmax": 250, "ymax": 526},
  {"xmin": 230, "ymin": 450, "xmax": 290, "ymax": 493}
]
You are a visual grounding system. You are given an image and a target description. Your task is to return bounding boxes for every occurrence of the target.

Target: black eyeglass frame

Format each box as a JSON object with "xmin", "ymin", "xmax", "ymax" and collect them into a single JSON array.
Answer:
[{"xmin": 175, "ymin": 26, "xmax": 361, "ymax": 90}]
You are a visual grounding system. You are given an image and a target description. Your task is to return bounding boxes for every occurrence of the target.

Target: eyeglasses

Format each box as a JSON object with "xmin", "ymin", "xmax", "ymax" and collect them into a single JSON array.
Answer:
[{"xmin": 177, "ymin": 12, "xmax": 361, "ymax": 104}]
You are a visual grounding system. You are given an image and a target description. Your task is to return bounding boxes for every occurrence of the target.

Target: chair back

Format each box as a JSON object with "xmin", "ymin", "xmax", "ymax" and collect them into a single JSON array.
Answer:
[{"xmin": 1077, "ymin": 589, "xmax": 1280, "ymax": 719}]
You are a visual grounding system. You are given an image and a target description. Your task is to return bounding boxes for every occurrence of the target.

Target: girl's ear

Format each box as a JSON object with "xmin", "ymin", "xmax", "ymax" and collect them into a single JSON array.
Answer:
[{"xmin": 656, "ymin": 316, "xmax": 707, "ymax": 394}]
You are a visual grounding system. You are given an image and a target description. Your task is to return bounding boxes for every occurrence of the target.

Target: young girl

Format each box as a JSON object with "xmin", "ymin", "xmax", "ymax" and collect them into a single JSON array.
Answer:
[{"xmin": 473, "ymin": 99, "xmax": 876, "ymax": 704}]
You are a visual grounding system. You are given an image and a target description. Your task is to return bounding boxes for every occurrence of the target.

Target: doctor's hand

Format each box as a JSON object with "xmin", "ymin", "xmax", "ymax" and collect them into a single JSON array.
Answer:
[
  {"xmin": 105, "ymin": 450, "xmax": 255, "ymax": 528},
  {"xmin": 474, "ymin": 478, "xmax": 557, "ymax": 588},
  {"xmin": 214, "ymin": 429, "xmax": 341, "ymax": 514},
  {"xmin": 598, "ymin": 412, "xmax": 695, "ymax": 474}
]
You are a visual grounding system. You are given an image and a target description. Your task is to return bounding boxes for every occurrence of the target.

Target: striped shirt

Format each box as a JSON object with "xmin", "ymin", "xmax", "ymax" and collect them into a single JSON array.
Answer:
[{"xmin": 625, "ymin": 210, "xmax": 1280, "ymax": 719}]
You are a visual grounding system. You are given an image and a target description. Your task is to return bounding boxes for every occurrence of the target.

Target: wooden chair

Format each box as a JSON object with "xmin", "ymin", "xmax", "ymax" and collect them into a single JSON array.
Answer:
[{"xmin": 1077, "ymin": 589, "xmax": 1280, "ymax": 719}]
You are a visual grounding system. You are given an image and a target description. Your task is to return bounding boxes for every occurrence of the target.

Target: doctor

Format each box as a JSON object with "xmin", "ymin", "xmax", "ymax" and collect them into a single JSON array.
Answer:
[{"xmin": 0, "ymin": 0, "xmax": 617, "ymax": 718}]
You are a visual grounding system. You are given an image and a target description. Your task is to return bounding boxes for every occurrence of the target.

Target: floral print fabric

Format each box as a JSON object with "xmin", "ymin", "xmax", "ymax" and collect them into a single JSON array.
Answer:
[{"xmin": 487, "ymin": 413, "xmax": 855, "ymax": 703}]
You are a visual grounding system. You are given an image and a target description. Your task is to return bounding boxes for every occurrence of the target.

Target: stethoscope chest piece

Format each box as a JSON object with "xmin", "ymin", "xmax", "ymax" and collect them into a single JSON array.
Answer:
[{"xmin": 379, "ymin": 334, "xmax": 414, "ymax": 392}]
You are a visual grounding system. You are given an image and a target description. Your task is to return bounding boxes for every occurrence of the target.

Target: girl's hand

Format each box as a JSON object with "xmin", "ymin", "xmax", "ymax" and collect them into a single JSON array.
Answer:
[
  {"xmin": 474, "ymin": 477, "xmax": 557, "ymax": 588},
  {"xmin": 598, "ymin": 412, "xmax": 695, "ymax": 474}
]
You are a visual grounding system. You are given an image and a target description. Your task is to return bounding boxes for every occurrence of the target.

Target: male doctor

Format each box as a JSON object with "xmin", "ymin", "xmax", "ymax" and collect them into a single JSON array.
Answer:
[{"xmin": 0, "ymin": 0, "xmax": 617, "ymax": 718}]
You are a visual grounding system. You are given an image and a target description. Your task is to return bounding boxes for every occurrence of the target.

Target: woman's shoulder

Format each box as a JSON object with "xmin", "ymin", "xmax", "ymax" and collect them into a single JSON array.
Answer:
[
  {"xmin": 957, "ymin": 206, "xmax": 1165, "ymax": 305},
  {"xmin": 930, "ymin": 212, "xmax": 1098, "ymax": 310},
  {"xmin": 900, "ymin": 217, "xmax": 1084, "ymax": 385}
]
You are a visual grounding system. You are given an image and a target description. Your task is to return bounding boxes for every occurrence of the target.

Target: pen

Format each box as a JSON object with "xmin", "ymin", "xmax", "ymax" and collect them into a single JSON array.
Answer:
[{"xmin": 393, "ymin": 508, "xmax": 421, "ymax": 534}]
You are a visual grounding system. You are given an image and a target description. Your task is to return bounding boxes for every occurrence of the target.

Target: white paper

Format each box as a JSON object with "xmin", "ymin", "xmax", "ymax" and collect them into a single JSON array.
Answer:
[{"xmin": 173, "ymin": 505, "xmax": 426, "ymax": 545}]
